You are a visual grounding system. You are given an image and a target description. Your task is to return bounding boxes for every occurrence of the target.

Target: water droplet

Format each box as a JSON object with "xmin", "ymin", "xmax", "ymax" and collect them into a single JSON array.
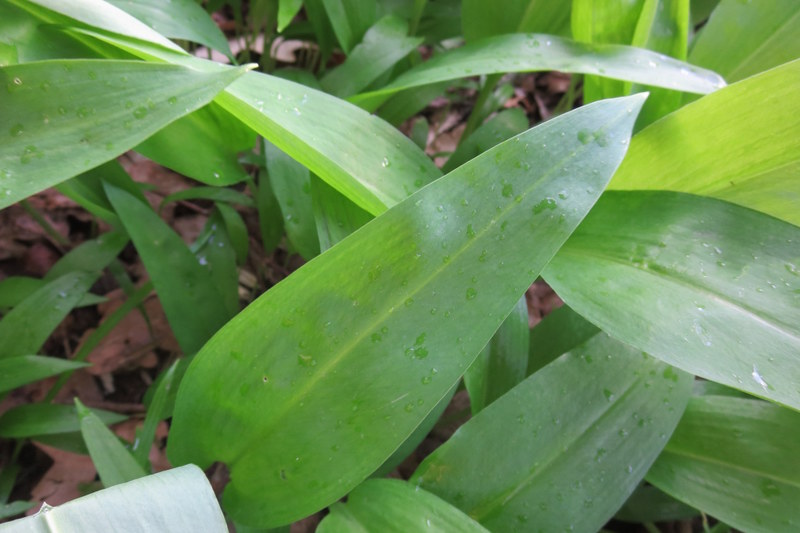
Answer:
[
  {"xmin": 76, "ymin": 106, "xmax": 91, "ymax": 118},
  {"xmin": 9, "ymin": 123, "xmax": 23, "ymax": 137},
  {"xmin": 297, "ymin": 354, "xmax": 316, "ymax": 367},
  {"xmin": 381, "ymin": 156, "xmax": 390, "ymax": 168},
  {"xmin": 603, "ymin": 388, "xmax": 615, "ymax": 402},
  {"xmin": 12, "ymin": 77, "xmax": 22, "ymax": 86},
  {"xmin": 197, "ymin": 255, "xmax": 208, "ymax": 266},
  {"xmin": 532, "ymin": 197, "xmax": 557, "ymax": 214},
  {"xmin": 751, "ymin": 365, "xmax": 769, "ymax": 390},
  {"xmin": 168, "ymin": 96, "xmax": 177, "ymax": 105},
  {"xmin": 133, "ymin": 107, "xmax": 148, "ymax": 119},
  {"xmin": 577, "ymin": 130, "xmax": 592, "ymax": 144},
  {"xmin": 502, "ymin": 183, "xmax": 514, "ymax": 197},
  {"xmin": 466, "ymin": 287, "xmax": 477, "ymax": 300},
  {"xmin": 213, "ymin": 172, "xmax": 220, "ymax": 179}
]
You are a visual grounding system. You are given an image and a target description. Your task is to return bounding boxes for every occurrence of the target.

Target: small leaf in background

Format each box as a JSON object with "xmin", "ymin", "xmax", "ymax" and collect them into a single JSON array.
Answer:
[
  {"xmin": 105, "ymin": 0, "xmax": 234, "ymax": 60},
  {"xmin": 57, "ymin": 160, "xmax": 146, "ymax": 226},
  {"xmin": 0, "ymin": 356, "xmax": 89, "ymax": 394},
  {"xmin": 0, "ymin": 501, "xmax": 36, "ymax": 521},
  {"xmin": 132, "ymin": 362, "xmax": 179, "ymax": 468},
  {"xmin": 409, "ymin": 116, "xmax": 429, "ymax": 150},
  {"xmin": 461, "ymin": 0, "xmax": 571, "ymax": 41},
  {"xmin": 159, "ymin": 186, "xmax": 255, "ymax": 212},
  {"xmin": 105, "ymin": 184, "xmax": 235, "ymax": 355},
  {"xmin": 350, "ymin": 33, "xmax": 725, "ymax": 111},
  {"xmin": 544, "ymin": 191, "xmax": 800, "ymax": 410},
  {"xmin": 278, "ymin": 0, "xmax": 304, "ymax": 32},
  {"xmin": 311, "ymin": 175, "xmax": 373, "ymax": 252},
  {"xmin": 609, "ymin": 60, "xmax": 800, "ymax": 226},
  {"xmin": 527, "ymin": 304, "xmax": 600, "ymax": 375},
  {"xmin": 191, "ymin": 208, "xmax": 240, "ymax": 319},
  {"xmin": 0, "ymin": 465, "xmax": 227, "ymax": 533},
  {"xmin": 75, "ymin": 398, "xmax": 147, "ymax": 487},
  {"xmin": 167, "ymin": 95, "xmax": 645, "ymax": 527},
  {"xmin": 0, "ymin": 272, "xmax": 98, "ymax": 359},
  {"xmin": 265, "ymin": 141, "xmax": 321, "ymax": 260},
  {"xmin": 215, "ymin": 202, "xmax": 250, "ymax": 266},
  {"xmin": 320, "ymin": 16, "xmax": 422, "ymax": 98},
  {"xmin": 412, "ymin": 333, "xmax": 693, "ymax": 532},
  {"xmin": 318, "ymin": 479, "xmax": 490, "ymax": 532},
  {"xmin": 255, "ymin": 171, "xmax": 285, "ymax": 254},
  {"xmin": 688, "ymin": 0, "xmax": 800, "ymax": 83},
  {"xmin": 615, "ymin": 483, "xmax": 698, "ymax": 524},
  {"xmin": 464, "ymin": 295, "xmax": 529, "ymax": 414},
  {"xmin": 45, "ymin": 231, "xmax": 129, "ymax": 280},
  {"xmin": 0, "ymin": 403, "xmax": 126, "ymax": 438},
  {"xmin": 442, "ymin": 108, "xmax": 529, "ymax": 173},
  {"xmin": 647, "ymin": 396, "xmax": 800, "ymax": 533},
  {"xmin": 0, "ymin": 59, "xmax": 248, "ymax": 208},
  {"xmin": 322, "ymin": 0, "xmax": 378, "ymax": 54},
  {"xmin": 0, "ymin": 277, "xmax": 104, "ymax": 310}
]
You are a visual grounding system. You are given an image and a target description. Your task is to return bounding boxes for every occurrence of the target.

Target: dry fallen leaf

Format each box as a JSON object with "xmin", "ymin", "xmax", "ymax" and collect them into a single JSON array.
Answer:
[{"xmin": 28, "ymin": 443, "xmax": 96, "ymax": 511}]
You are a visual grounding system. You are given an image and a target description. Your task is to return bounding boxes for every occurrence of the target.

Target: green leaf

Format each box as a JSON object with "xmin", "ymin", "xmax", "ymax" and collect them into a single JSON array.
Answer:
[
  {"xmin": 160, "ymin": 186, "xmax": 254, "ymax": 212},
  {"xmin": 215, "ymin": 202, "xmax": 250, "ymax": 266},
  {"xmin": 0, "ymin": 277, "xmax": 104, "ymax": 310},
  {"xmin": 278, "ymin": 0, "xmax": 304, "ymax": 32},
  {"xmin": 0, "ymin": 501, "xmax": 35, "ymax": 521},
  {"xmin": 0, "ymin": 465, "xmax": 227, "ymax": 532},
  {"xmin": 135, "ymin": 102, "xmax": 255, "ymax": 186},
  {"xmin": 45, "ymin": 231, "xmax": 129, "ymax": 280},
  {"xmin": 0, "ymin": 403, "xmax": 126, "ymax": 438},
  {"xmin": 105, "ymin": 184, "xmax": 235, "ymax": 354},
  {"xmin": 132, "ymin": 362, "xmax": 178, "ymax": 468},
  {"xmin": 75, "ymin": 398, "xmax": 147, "ymax": 487},
  {"xmin": 318, "ymin": 479, "xmax": 490, "ymax": 532},
  {"xmin": 255, "ymin": 170, "xmax": 284, "ymax": 254},
  {"xmin": 688, "ymin": 0, "xmax": 800, "ymax": 83},
  {"xmin": 0, "ymin": 356, "xmax": 89, "ymax": 394},
  {"xmin": 350, "ymin": 33, "xmax": 725, "ymax": 111},
  {"xmin": 609, "ymin": 59, "xmax": 800, "ymax": 226},
  {"xmin": 0, "ymin": 272, "xmax": 98, "ymax": 359},
  {"xmin": 0, "ymin": 59, "xmax": 247, "ymax": 208},
  {"xmin": 192, "ymin": 209, "xmax": 240, "ymax": 318},
  {"xmin": 615, "ymin": 483, "xmax": 698, "ymax": 523},
  {"xmin": 411, "ymin": 333, "xmax": 693, "ymax": 532},
  {"xmin": 544, "ymin": 191, "xmax": 800, "ymax": 410},
  {"xmin": 462, "ymin": 0, "xmax": 571, "ymax": 42},
  {"xmin": 322, "ymin": 0, "xmax": 378, "ymax": 54},
  {"xmin": 167, "ymin": 94, "xmax": 645, "ymax": 527},
  {"xmin": 105, "ymin": 0, "xmax": 233, "ymax": 59},
  {"xmin": 464, "ymin": 296, "xmax": 529, "ymax": 414},
  {"xmin": 647, "ymin": 396, "xmax": 800, "ymax": 533},
  {"xmin": 442, "ymin": 108, "xmax": 529, "ymax": 173},
  {"xmin": 265, "ymin": 141, "xmax": 320, "ymax": 260},
  {"xmin": 320, "ymin": 15, "xmax": 422, "ymax": 97},
  {"xmin": 310, "ymin": 175, "xmax": 373, "ymax": 252},
  {"xmin": 528, "ymin": 304, "xmax": 600, "ymax": 375}
]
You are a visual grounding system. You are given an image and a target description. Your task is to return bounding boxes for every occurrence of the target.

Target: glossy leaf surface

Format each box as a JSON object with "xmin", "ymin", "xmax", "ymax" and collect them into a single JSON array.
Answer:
[
  {"xmin": 544, "ymin": 191, "xmax": 800, "ymax": 410},
  {"xmin": 168, "ymin": 95, "xmax": 645, "ymax": 527},
  {"xmin": 412, "ymin": 333, "xmax": 693, "ymax": 532},
  {"xmin": 648, "ymin": 396, "xmax": 800, "ymax": 532},
  {"xmin": 0, "ymin": 59, "xmax": 246, "ymax": 208},
  {"xmin": 609, "ymin": 60, "xmax": 800, "ymax": 226},
  {"xmin": 351, "ymin": 33, "xmax": 724, "ymax": 111},
  {"xmin": 318, "ymin": 479, "xmax": 490, "ymax": 533}
]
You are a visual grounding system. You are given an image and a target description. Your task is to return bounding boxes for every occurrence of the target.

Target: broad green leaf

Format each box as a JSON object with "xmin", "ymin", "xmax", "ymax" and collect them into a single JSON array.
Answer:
[
  {"xmin": 0, "ymin": 465, "xmax": 227, "ymax": 533},
  {"xmin": 544, "ymin": 191, "xmax": 800, "ymax": 410},
  {"xmin": 688, "ymin": 0, "xmax": 800, "ymax": 83},
  {"xmin": 0, "ymin": 277, "xmax": 104, "ymax": 309},
  {"xmin": 75, "ymin": 398, "xmax": 147, "ymax": 487},
  {"xmin": 320, "ymin": 16, "xmax": 422, "ymax": 97},
  {"xmin": 105, "ymin": 0, "xmax": 233, "ymax": 59},
  {"xmin": 311, "ymin": 175, "xmax": 372, "ymax": 252},
  {"xmin": 609, "ymin": 60, "xmax": 800, "ymax": 226},
  {"xmin": 462, "ymin": 0, "xmax": 571, "ymax": 42},
  {"xmin": 464, "ymin": 296, "xmax": 529, "ymax": 414},
  {"xmin": 0, "ymin": 272, "xmax": 98, "ymax": 359},
  {"xmin": 412, "ymin": 333, "xmax": 693, "ymax": 532},
  {"xmin": 0, "ymin": 356, "xmax": 88, "ymax": 394},
  {"xmin": 278, "ymin": 0, "xmax": 304, "ymax": 32},
  {"xmin": 167, "ymin": 94, "xmax": 645, "ymax": 527},
  {"xmin": 442, "ymin": 108, "xmax": 529, "ymax": 173},
  {"xmin": 528, "ymin": 304, "xmax": 599, "ymax": 375},
  {"xmin": 350, "ymin": 33, "xmax": 725, "ymax": 111},
  {"xmin": 265, "ymin": 141, "xmax": 320, "ymax": 260},
  {"xmin": 0, "ymin": 403, "xmax": 125, "ymax": 438},
  {"xmin": 318, "ymin": 479, "xmax": 490, "ymax": 532},
  {"xmin": 615, "ymin": 483, "xmax": 698, "ymax": 523},
  {"xmin": 105, "ymin": 184, "xmax": 234, "ymax": 354},
  {"xmin": 0, "ymin": 59, "xmax": 247, "ymax": 208},
  {"xmin": 160, "ymin": 186, "xmax": 254, "ymax": 212},
  {"xmin": 647, "ymin": 396, "xmax": 800, "ymax": 533},
  {"xmin": 135, "ymin": 102, "xmax": 255, "ymax": 186},
  {"xmin": 322, "ymin": 0, "xmax": 378, "ymax": 54}
]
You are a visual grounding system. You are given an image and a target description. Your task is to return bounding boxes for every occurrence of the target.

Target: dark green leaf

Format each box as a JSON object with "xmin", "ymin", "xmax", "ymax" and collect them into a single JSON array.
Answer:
[
  {"xmin": 615, "ymin": 483, "xmax": 698, "ymax": 523},
  {"xmin": 310, "ymin": 175, "xmax": 373, "ymax": 252},
  {"xmin": 160, "ymin": 186, "xmax": 254, "ymax": 212},
  {"xmin": 462, "ymin": 0, "xmax": 571, "ymax": 41},
  {"xmin": 443, "ymin": 108, "xmax": 529, "ymax": 173},
  {"xmin": 528, "ymin": 304, "xmax": 600, "ymax": 375}
]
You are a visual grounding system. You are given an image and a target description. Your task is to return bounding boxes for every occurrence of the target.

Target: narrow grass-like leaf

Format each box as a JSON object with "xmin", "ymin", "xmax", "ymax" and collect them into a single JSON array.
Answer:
[
  {"xmin": 647, "ymin": 396, "xmax": 800, "ymax": 532},
  {"xmin": 265, "ymin": 141, "xmax": 320, "ymax": 260},
  {"xmin": 168, "ymin": 94, "xmax": 645, "ymax": 527},
  {"xmin": 318, "ymin": 479, "xmax": 490, "ymax": 533},
  {"xmin": 135, "ymin": 103, "xmax": 255, "ymax": 186},
  {"xmin": 0, "ymin": 59, "xmax": 247, "ymax": 208},
  {"xmin": 105, "ymin": 184, "xmax": 234, "ymax": 354},
  {"xmin": 105, "ymin": 0, "xmax": 233, "ymax": 59},
  {"xmin": 45, "ymin": 230, "xmax": 128, "ymax": 280},
  {"xmin": 320, "ymin": 16, "xmax": 422, "ymax": 97},
  {"xmin": 322, "ymin": 0, "xmax": 377, "ymax": 54},
  {"xmin": 0, "ymin": 277, "xmax": 104, "ymax": 309},
  {"xmin": 0, "ymin": 403, "xmax": 125, "ymax": 438},
  {"xmin": 132, "ymin": 362, "xmax": 178, "ymax": 468},
  {"xmin": 527, "ymin": 304, "xmax": 600, "ymax": 375},
  {"xmin": 350, "ymin": 33, "xmax": 724, "ymax": 111},
  {"xmin": 75, "ymin": 398, "xmax": 147, "ymax": 487},
  {"xmin": 688, "ymin": 0, "xmax": 800, "ymax": 83},
  {"xmin": 160, "ymin": 186, "xmax": 254, "ymax": 212},
  {"xmin": 278, "ymin": 0, "xmax": 304, "ymax": 32},
  {"xmin": 609, "ymin": 60, "xmax": 800, "ymax": 226},
  {"xmin": 412, "ymin": 333, "xmax": 693, "ymax": 532},
  {"xmin": 0, "ymin": 272, "xmax": 98, "ymax": 359},
  {"xmin": 215, "ymin": 202, "xmax": 250, "ymax": 266},
  {"xmin": 311, "ymin": 176, "xmax": 372, "ymax": 252},
  {"xmin": 0, "ymin": 356, "xmax": 88, "ymax": 394},
  {"xmin": 0, "ymin": 465, "xmax": 227, "ymax": 533},
  {"xmin": 544, "ymin": 191, "xmax": 800, "ymax": 410},
  {"xmin": 464, "ymin": 296, "xmax": 529, "ymax": 414}
]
